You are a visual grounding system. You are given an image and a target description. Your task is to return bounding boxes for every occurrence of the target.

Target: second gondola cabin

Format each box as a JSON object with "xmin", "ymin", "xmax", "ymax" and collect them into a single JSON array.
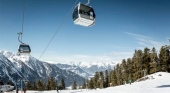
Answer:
[
  {"xmin": 18, "ymin": 44, "xmax": 31, "ymax": 56},
  {"xmin": 72, "ymin": 3, "xmax": 96, "ymax": 27}
]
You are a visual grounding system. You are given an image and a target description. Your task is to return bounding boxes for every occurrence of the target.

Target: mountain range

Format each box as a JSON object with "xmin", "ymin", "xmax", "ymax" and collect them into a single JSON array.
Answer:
[
  {"xmin": 0, "ymin": 51, "xmax": 84, "ymax": 87},
  {"xmin": 47, "ymin": 61, "xmax": 116, "ymax": 78},
  {"xmin": 0, "ymin": 50, "xmax": 116, "ymax": 87}
]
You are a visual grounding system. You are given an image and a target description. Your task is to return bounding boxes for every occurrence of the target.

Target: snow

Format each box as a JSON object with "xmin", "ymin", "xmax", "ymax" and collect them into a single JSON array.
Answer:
[
  {"xmin": 26, "ymin": 72, "xmax": 170, "ymax": 93},
  {"xmin": 46, "ymin": 61, "xmax": 115, "ymax": 69},
  {"xmin": 0, "ymin": 50, "xmax": 30, "ymax": 63},
  {"xmin": 68, "ymin": 61, "xmax": 115, "ymax": 68}
]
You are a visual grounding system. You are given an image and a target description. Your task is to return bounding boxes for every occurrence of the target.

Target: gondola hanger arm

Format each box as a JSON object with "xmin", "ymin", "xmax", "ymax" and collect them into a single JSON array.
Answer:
[
  {"xmin": 86, "ymin": 0, "xmax": 90, "ymax": 5},
  {"xmin": 18, "ymin": 32, "xmax": 25, "ymax": 44}
]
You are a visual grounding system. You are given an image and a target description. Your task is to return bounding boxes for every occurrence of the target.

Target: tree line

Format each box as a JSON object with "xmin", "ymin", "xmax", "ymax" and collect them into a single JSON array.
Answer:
[
  {"xmin": 80, "ymin": 47, "xmax": 170, "ymax": 89},
  {"xmin": 25, "ymin": 77, "xmax": 65, "ymax": 91},
  {"xmin": 0, "ymin": 77, "xmax": 65, "ymax": 91}
]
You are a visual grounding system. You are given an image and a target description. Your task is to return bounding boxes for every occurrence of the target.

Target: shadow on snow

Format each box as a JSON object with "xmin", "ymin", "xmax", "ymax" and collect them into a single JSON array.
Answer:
[{"xmin": 156, "ymin": 85, "xmax": 170, "ymax": 88}]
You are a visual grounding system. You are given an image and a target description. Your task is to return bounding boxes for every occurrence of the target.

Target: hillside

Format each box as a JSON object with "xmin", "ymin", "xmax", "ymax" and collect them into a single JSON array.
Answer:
[{"xmin": 26, "ymin": 72, "xmax": 170, "ymax": 93}]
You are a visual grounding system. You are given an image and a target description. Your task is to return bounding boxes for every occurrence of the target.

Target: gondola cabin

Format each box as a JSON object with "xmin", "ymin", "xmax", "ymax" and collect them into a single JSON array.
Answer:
[
  {"xmin": 72, "ymin": 3, "xmax": 96, "ymax": 27},
  {"xmin": 18, "ymin": 44, "xmax": 31, "ymax": 56}
]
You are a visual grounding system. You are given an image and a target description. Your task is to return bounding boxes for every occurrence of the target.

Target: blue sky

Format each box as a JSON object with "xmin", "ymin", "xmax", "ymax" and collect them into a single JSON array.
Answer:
[{"xmin": 0, "ymin": 0, "xmax": 170, "ymax": 63}]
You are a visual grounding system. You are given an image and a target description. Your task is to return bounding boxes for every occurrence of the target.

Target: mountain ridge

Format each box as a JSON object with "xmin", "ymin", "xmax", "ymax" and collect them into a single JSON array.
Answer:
[
  {"xmin": 47, "ymin": 61, "xmax": 116, "ymax": 75},
  {"xmin": 0, "ymin": 51, "xmax": 84, "ymax": 87}
]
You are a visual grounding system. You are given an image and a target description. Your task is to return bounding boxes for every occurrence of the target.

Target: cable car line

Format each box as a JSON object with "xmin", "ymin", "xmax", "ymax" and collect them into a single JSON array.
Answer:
[
  {"xmin": 21, "ymin": 0, "xmax": 26, "ymax": 42},
  {"xmin": 38, "ymin": 0, "xmax": 79, "ymax": 60}
]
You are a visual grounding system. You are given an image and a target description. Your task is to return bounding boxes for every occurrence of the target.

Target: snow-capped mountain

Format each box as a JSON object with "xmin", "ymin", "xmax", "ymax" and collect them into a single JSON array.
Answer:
[
  {"xmin": 47, "ymin": 61, "xmax": 116, "ymax": 75},
  {"xmin": 0, "ymin": 51, "xmax": 84, "ymax": 87},
  {"xmin": 55, "ymin": 63, "xmax": 92, "ymax": 79},
  {"xmin": 68, "ymin": 61, "xmax": 116, "ymax": 75}
]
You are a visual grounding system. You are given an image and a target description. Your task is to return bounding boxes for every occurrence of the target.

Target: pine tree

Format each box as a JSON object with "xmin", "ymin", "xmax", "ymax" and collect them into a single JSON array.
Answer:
[
  {"xmin": 108, "ymin": 71, "xmax": 111, "ymax": 86},
  {"xmin": 49, "ymin": 77, "xmax": 56, "ymax": 90},
  {"xmin": 111, "ymin": 67, "xmax": 117, "ymax": 86},
  {"xmin": 46, "ymin": 78, "xmax": 50, "ymax": 90},
  {"xmin": 36, "ymin": 80, "xmax": 44, "ymax": 91},
  {"xmin": 72, "ymin": 81, "xmax": 77, "ymax": 90},
  {"xmin": 121, "ymin": 59, "xmax": 128, "ymax": 83},
  {"xmin": 99, "ymin": 71, "xmax": 104, "ymax": 88},
  {"xmin": 93, "ymin": 72, "xmax": 99, "ymax": 88},
  {"xmin": 132, "ymin": 50, "xmax": 138, "ymax": 81},
  {"xmin": 60, "ymin": 78, "xmax": 65, "ymax": 90},
  {"xmin": 149, "ymin": 47, "xmax": 158, "ymax": 74},
  {"xmin": 43, "ymin": 83, "xmax": 47, "ymax": 90},
  {"xmin": 166, "ymin": 49, "xmax": 170, "ymax": 72},
  {"xmin": 0, "ymin": 80, "xmax": 4, "ymax": 85},
  {"xmin": 88, "ymin": 78, "xmax": 94, "ymax": 89},
  {"xmin": 115, "ymin": 64, "xmax": 123, "ymax": 85},
  {"xmin": 143, "ymin": 47, "xmax": 151, "ymax": 75},
  {"xmin": 26, "ymin": 81, "xmax": 31, "ymax": 90},
  {"xmin": 126, "ymin": 58, "xmax": 133, "ymax": 82},
  {"xmin": 162, "ymin": 47, "xmax": 170, "ymax": 72},
  {"xmin": 78, "ymin": 85, "xmax": 82, "ymax": 89},
  {"xmin": 104, "ymin": 70, "xmax": 109, "ymax": 88},
  {"xmin": 33, "ymin": 82, "xmax": 37, "ymax": 90},
  {"xmin": 86, "ymin": 79, "xmax": 89, "ymax": 89},
  {"xmin": 132, "ymin": 49, "xmax": 144, "ymax": 80},
  {"xmin": 159, "ymin": 47, "xmax": 167, "ymax": 71},
  {"xmin": 82, "ymin": 79, "xmax": 86, "ymax": 89}
]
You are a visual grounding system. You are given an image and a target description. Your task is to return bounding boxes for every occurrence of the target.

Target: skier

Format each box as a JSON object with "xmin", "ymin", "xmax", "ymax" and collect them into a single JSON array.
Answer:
[
  {"xmin": 23, "ymin": 87, "xmax": 26, "ymax": 93},
  {"xmin": 56, "ymin": 86, "xmax": 59, "ymax": 93},
  {"xmin": 16, "ymin": 87, "xmax": 18, "ymax": 93},
  {"xmin": 129, "ymin": 79, "xmax": 132, "ymax": 85}
]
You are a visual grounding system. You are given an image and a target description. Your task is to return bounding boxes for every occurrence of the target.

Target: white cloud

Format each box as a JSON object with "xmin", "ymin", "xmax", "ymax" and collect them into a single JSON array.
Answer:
[
  {"xmin": 138, "ymin": 41, "xmax": 146, "ymax": 46},
  {"xmin": 124, "ymin": 32, "xmax": 152, "ymax": 40},
  {"xmin": 124, "ymin": 32, "xmax": 166, "ymax": 51}
]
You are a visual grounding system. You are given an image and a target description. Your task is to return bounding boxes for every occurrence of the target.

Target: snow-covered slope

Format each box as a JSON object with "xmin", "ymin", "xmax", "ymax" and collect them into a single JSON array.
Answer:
[
  {"xmin": 0, "ymin": 51, "xmax": 84, "ymax": 86},
  {"xmin": 27, "ymin": 72, "xmax": 170, "ymax": 93}
]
